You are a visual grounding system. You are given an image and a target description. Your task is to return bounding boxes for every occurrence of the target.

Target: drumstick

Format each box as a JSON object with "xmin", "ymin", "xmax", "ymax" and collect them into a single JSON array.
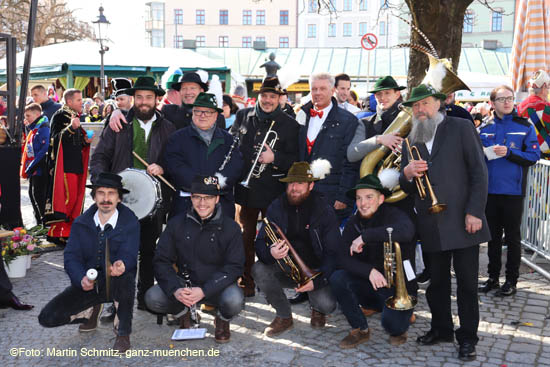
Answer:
[{"xmin": 132, "ymin": 151, "xmax": 176, "ymax": 192}]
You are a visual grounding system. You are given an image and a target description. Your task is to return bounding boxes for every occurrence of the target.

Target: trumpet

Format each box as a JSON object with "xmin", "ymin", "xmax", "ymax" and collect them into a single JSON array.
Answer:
[
  {"xmin": 240, "ymin": 120, "xmax": 278, "ymax": 188},
  {"xmin": 404, "ymin": 138, "xmax": 447, "ymax": 214},
  {"xmin": 263, "ymin": 218, "xmax": 320, "ymax": 287},
  {"xmin": 384, "ymin": 227, "xmax": 417, "ymax": 311}
]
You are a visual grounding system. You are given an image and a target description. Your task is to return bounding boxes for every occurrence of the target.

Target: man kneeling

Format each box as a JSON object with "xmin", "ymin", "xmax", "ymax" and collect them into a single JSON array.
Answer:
[
  {"xmin": 330, "ymin": 174, "xmax": 417, "ymax": 349},
  {"xmin": 145, "ymin": 175, "xmax": 244, "ymax": 343},
  {"xmin": 39, "ymin": 173, "xmax": 140, "ymax": 352}
]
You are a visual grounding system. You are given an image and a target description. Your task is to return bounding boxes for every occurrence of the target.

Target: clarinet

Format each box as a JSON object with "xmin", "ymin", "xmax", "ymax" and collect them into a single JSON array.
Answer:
[
  {"xmin": 182, "ymin": 265, "xmax": 199, "ymax": 328},
  {"xmin": 218, "ymin": 134, "xmax": 240, "ymax": 171}
]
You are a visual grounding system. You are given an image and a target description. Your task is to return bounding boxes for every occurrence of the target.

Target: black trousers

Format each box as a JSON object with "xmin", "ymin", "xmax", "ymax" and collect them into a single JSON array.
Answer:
[
  {"xmin": 425, "ymin": 245, "xmax": 479, "ymax": 345},
  {"xmin": 137, "ymin": 215, "xmax": 162, "ymax": 303},
  {"xmin": 28, "ymin": 168, "xmax": 49, "ymax": 225},
  {"xmin": 38, "ymin": 272, "xmax": 135, "ymax": 336},
  {"xmin": 0, "ymin": 258, "xmax": 13, "ymax": 302},
  {"xmin": 485, "ymin": 194, "xmax": 524, "ymax": 284}
]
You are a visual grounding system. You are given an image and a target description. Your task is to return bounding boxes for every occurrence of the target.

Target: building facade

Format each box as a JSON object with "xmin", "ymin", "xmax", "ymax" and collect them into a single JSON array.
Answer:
[
  {"xmin": 145, "ymin": 0, "xmax": 297, "ymax": 49},
  {"xmin": 297, "ymin": 0, "xmax": 402, "ymax": 48}
]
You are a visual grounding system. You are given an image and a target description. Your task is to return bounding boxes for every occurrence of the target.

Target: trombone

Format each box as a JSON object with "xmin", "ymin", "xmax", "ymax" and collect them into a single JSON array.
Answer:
[
  {"xmin": 404, "ymin": 138, "xmax": 447, "ymax": 214},
  {"xmin": 240, "ymin": 120, "xmax": 278, "ymax": 188}
]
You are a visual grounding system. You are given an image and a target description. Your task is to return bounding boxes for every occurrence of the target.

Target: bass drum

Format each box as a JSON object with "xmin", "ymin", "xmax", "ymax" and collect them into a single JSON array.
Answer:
[{"xmin": 118, "ymin": 168, "xmax": 162, "ymax": 220}]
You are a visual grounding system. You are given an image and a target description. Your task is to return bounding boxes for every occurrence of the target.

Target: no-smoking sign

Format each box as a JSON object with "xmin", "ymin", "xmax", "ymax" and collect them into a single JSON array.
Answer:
[{"xmin": 361, "ymin": 33, "xmax": 378, "ymax": 51}]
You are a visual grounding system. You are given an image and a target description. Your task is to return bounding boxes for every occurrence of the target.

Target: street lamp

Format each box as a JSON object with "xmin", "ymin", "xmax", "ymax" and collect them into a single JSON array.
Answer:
[{"xmin": 93, "ymin": 6, "xmax": 110, "ymax": 97}]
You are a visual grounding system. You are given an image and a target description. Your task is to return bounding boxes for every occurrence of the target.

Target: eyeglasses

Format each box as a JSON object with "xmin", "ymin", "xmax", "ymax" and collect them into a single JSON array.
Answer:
[
  {"xmin": 190, "ymin": 194, "xmax": 216, "ymax": 202},
  {"xmin": 192, "ymin": 109, "xmax": 216, "ymax": 117},
  {"xmin": 494, "ymin": 96, "xmax": 514, "ymax": 103}
]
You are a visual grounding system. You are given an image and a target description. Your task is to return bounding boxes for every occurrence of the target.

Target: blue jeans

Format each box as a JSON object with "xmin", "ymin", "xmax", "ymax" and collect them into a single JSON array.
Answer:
[{"xmin": 330, "ymin": 269, "xmax": 412, "ymax": 336}]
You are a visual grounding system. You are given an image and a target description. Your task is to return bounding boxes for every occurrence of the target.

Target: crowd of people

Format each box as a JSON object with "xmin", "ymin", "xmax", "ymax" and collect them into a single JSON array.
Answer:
[{"xmin": 0, "ymin": 67, "xmax": 545, "ymax": 362}]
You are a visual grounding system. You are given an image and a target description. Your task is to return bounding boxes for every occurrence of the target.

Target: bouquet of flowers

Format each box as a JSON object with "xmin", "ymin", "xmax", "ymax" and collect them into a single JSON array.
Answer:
[{"xmin": 1, "ymin": 227, "xmax": 37, "ymax": 266}]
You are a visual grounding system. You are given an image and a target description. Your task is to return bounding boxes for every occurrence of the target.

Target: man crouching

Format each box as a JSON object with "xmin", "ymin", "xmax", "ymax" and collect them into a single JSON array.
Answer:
[
  {"xmin": 145, "ymin": 175, "xmax": 244, "ymax": 343},
  {"xmin": 39, "ymin": 173, "xmax": 140, "ymax": 353}
]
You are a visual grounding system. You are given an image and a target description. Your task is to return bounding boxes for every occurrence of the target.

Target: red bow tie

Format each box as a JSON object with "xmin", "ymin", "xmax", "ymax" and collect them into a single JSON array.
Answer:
[{"xmin": 310, "ymin": 108, "xmax": 323, "ymax": 118}]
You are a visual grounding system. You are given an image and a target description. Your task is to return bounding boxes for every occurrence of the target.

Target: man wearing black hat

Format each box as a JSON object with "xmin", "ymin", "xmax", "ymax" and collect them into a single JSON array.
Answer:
[
  {"xmin": 111, "ymin": 78, "xmax": 133, "ymax": 115},
  {"xmin": 145, "ymin": 175, "xmax": 245, "ymax": 343},
  {"xmin": 399, "ymin": 84, "xmax": 490, "ymax": 361},
  {"xmin": 39, "ymin": 173, "xmax": 140, "ymax": 353},
  {"xmin": 252, "ymin": 161, "xmax": 339, "ymax": 337},
  {"xmin": 347, "ymin": 76, "xmax": 405, "ymax": 163},
  {"xmin": 330, "ymin": 174, "xmax": 416, "ymax": 349},
  {"xmin": 230, "ymin": 76, "xmax": 300, "ymax": 297},
  {"xmin": 108, "ymin": 70, "xmax": 226, "ymax": 131},
  {"xmin": 164, "ymin": 92, "xmax": 243, "ymax": 219},
  {"xmin": 91, "ymin": 75, "xmax": 176, "ymax": 310}
]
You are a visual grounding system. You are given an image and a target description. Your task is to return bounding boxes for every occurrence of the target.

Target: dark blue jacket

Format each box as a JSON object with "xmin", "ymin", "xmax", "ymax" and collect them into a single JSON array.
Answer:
[
  {"xmin": 164, "ymin": 124, "xmax": 243, "ymax": 199},
  {"xmin": 479, "ymin": 111, "xmax": 540, "ymax": 196},
  {"xmin": 255, "ymin": 191, "xmax": 341, "ymax": 289},
  {"xmin": 446, "ymin": 103, "xmax": 474, "ymax": 124},
  {"xmin": 24, "ymin": 115, "xmax": 50, "ymax": 176},
  {"xmin": 40, "ymin": 98, "xmax": 61, "ymax": 120},
  {"xmin": 299, "ymin": 98, "xmax": 359, "ymax": 208},
  {"xmin": 64, "ymin": 203, "xmax": 140, "ymax": 289}
]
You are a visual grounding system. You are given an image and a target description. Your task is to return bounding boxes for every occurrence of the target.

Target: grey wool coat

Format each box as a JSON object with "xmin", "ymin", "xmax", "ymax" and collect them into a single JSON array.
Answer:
[{"xmin": 399, "ymin": 116, "xmax": 491, "ymax": 252}]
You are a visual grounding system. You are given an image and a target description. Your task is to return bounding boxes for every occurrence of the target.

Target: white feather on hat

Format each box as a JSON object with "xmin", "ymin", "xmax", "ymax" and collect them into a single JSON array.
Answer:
[
  {"xmin": 278, "ymin": 67, "xmax": 302, "ymax": 91},
  {"xmin": 161, "ymin": 66, "xmax": 182, "ymax": 89},
  {"xmin": 196, "ymin": 69, "xmax": 209, "ymax": 84},
  {"xmin": 209, "ymin": 75, "xmax": 224, "ymax": 110},
  {"xmin": 378, "ymin": 168, "xmax": 400, "ymax": 191},
  {"xmin": 215, "ymin": 172, "xmax": 227, "ymax": 189},
  {"xmin": 310, "ymin": 159, "xmax": 332, "ymax": 180}
]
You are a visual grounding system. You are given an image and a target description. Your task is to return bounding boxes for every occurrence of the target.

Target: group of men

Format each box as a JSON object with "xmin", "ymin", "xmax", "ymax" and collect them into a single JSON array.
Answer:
[{"xmin": 9, "ymin": 67, "xmax": 539, "ymax": 362}]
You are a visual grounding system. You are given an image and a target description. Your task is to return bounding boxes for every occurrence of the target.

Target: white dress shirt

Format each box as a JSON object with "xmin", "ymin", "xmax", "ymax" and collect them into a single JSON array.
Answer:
[
  {"xmin": 93, "ymin": 208, "xmax": 119, "ymax": 231},
  {"xmin": 307, "ymin": 103, "xmax": 333, "ymax": 142}
]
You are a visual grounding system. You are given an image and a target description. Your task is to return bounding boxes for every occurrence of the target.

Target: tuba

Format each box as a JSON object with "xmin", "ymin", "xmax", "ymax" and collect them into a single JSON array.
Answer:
[
  {"xmin": 383, "ymin": 227, "xmax": 417, "ymax": 311},
  {"xmin": 263, "ymin": 218, "xmax": 320, "ymax": 287},
  {"xmin": 360, "ymin": 54, "xmax": 470, "ymax": 203}
]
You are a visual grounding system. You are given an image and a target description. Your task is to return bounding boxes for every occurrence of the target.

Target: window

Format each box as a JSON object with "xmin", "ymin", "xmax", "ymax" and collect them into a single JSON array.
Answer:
[
  {"xmin": 380, "ymin": 21, "xmax": 386, "ymax": 35},
  {"xmin": 343, "ymin": 0, "xmax": 352, "ymax": 11},
  {"xmin": 492, "ymin": 11, "xmax": 502, "ymax": 32},
  {"xmin": 359, "ymin": 22, "xmax": 367, "ymax": 36},
  {"xmin": 256, "ymin": 10, "xmax": 265, "ymax": 25},
  {"xmin": 173, "ymin": 35, "xmax": 183, "ymax": 48},
  {"xmin": 464, "ymin": 11, "xmax": 473, "ymax": 33},
  {"xmin": 219, "ymin": 36, "xmax": 229, "ymax": 47},
  {"xmin": 151, "ymin": 3, "xmax": 164, "ymax": 22},
  {"xmin": 343, "ymin": 23, "xmax": 352, "ymax": 37},
  {"xmin": 242, "ymin": 36, "xmax": 252, "ymax": 48},
  {"xmin": 256, "ymin": 36, "xmax": 266, "ymax": 46},
  {"xmin": 308, "ymin": 0, "xmax": 318, "ymax": 13},
  {"xmin": 196, "ymin": 35, "xmax": 206, "ymax": 47},
  {"xmin": 243, "ymin": 10, "xmax": 252, "ymax": 25},
  {"xmin": 174, "ymin": 9, "xmax": 183, "ymax": 24},
  {"xmin": 280, "ymin": 10, "xmax": 289, "ymax": 25},
  {"xmin": 151, "ymin": 29, "xmax": 164, "ymax": 47},
  {"xmin": 308, "ymin": 24, "xmax": 317, "ymax": 38},
  {"xmin": 359, "ymin": 0, "xmax": 368, "ymax": 11},
  {"xmin": 196, "ymin": 9, "xmax": 205, "ymax": 25},
  {"xmin": 279, "ymin": 37, "xmax": 289, "ymax": 48},
  {"xmin": 219, "ymin": 10, "xmax": 228, "ymax": 25},
  {"xmin": 328, "ymin": 23, "xmax": 336, "ymax": 37}
]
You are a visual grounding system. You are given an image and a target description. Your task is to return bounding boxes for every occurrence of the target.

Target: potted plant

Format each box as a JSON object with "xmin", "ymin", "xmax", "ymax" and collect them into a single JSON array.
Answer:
[{"xmin": 1, "ymin": 227, "xmax": 37, "ymax": 278}]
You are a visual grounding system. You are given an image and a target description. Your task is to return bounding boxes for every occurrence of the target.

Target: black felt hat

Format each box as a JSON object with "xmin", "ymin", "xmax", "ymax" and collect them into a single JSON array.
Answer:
[
  {"xmin": 184, "ymin": 175, "xmax": 221, "ymax": 196},
  {"xmin": 180, "ymin": 71, "xmax": 208, "ymax": 91},
  {"xmin": 111, "ymin": 78, "xmax": 133, "ymax": 98},
  {"xmin": 259, "ymin": 77, "xmax": 284, "ymax": 95},
  {"xmin": 86, "ymin": 172, "xmax": 130, "ymax": 194},
  {"xmin": 125, "ymin": 76, "xmax": 165, "ymax": 97}
]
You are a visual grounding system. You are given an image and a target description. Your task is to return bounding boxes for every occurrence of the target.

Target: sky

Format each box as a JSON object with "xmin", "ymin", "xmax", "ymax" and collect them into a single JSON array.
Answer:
[{"xmin": 66, "ymin": 0, "xmax": 146, "ymax": 47}]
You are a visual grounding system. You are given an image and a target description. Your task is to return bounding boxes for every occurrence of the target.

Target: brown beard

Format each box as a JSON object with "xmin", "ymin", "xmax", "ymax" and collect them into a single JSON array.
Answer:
[
  {"xmin": 287, "ymin": 190, "xmax": 310, "ymax": 206},
  {"xmin": 134, "ymin": 104, "xmax": 155, "ymax": 121}
]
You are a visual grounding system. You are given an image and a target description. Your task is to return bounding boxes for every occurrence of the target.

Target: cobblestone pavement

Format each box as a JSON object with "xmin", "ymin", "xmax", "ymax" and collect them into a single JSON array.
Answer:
[{"xmin": 1, "ymin": 181, "xmax": 549, "ymax": 366}]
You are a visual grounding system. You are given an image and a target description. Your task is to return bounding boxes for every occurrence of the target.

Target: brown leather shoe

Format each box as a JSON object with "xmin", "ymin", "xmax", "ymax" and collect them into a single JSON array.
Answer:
[
  {"xmin": 409, "ymin": 313, "xmax": 416, "ymax": 324},
  {"xmin": 360, "ymin": 307, "xmax": 380, "ymax": 317},
  {"xmin": 79, "ymin": 304, "xmax": 103, "ymax": 332},
  {"xmin": 113, "ymin": 335, "xmax": 131, "ymax": 353},
  {"xmin": 264, "ymin": 316, "xmax": 293, "ymax": 337},
  {"xmin": 179, "ymin": 311, "xmax": 201, "ymax": 329},
  {"xmin": 389, "ymin": 332, "xmax": 407, "ymax": 346},
  {"xmin": 339, "ymin": 328, "xmax": 370, "ymax": 349},
  {"xmin": 214, "ymin": 316, "xmax": 230, "ymax": 343},
  {"xmin": 310, "ymin": 309, "xmax": 326, "ymax": 329}
]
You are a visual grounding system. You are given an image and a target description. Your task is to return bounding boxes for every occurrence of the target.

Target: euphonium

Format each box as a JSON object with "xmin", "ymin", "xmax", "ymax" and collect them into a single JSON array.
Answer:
[
  {"xmin": 263, "ymin": 218, "xmax": 320, "ymax": 287},
  {"xmin": 241, "ymin": 120, "xmax": 278, "ymax": 188},
  {"xmin": 383, "ymin": 227, "xmax": 417, "ymax": 311},
  {"xmin": 360, "ymin": 54, "xmax": 470, "ymax": 203}
]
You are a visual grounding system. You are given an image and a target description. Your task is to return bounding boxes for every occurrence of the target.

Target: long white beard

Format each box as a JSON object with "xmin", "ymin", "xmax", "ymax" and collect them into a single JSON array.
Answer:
[{"xmin": 409, "ymin": 111, "xmax": 444, "ymax": 144}]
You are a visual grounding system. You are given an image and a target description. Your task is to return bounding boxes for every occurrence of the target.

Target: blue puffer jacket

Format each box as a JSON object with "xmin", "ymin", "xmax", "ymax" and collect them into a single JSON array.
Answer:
[
  {"xmin": 23, "ymin": 114, "xmax": 50, "ymax": 176},
  {"xmin": 479, "ymin": 111, "xmax": 540, "ymax": 196}
]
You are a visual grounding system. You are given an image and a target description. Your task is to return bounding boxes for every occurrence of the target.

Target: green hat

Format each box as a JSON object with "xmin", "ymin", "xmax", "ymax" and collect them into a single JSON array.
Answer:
[
  {"xmin": 368, "ymin": 76, "xmax": 406, "ymax": 93},
  {"xmin": 279, "ymin": 162, "xmax": 319, "ymax": 183},
  {"xmin": 189, "ymin": 92, "xmax": 223, "ymax": 113},
  {"xmin": 126, "ymin": 76, "xmax": 166, "ymax": 97},
  {"xmin": 346, "ymin": 174, "xmax": 392, "ymax": 200},
  {"xmin": 401, "ymin": 84, "xmax": 446, "ymax": 107},
  {"xmin": 165, "ymin": 72, "xmax": 183, "ymax": 90}
]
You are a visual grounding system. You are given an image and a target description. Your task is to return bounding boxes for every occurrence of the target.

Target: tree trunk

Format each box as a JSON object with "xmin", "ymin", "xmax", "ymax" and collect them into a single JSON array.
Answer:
[{"xmin": 405, "ymin": 0, "xmax": 473, "ymax": 90}]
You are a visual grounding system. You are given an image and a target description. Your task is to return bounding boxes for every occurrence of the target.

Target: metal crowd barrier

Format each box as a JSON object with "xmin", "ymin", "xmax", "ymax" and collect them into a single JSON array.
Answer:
[{"xmin": 520, "ymin": 159, "xmax": 550, "ymax": 279}]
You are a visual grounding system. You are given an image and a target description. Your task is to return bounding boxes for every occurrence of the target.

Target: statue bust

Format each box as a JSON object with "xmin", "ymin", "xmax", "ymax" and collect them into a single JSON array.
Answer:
[{"xmin": 260, "ymin": 52, "xmax": 281, "ymax": 78}]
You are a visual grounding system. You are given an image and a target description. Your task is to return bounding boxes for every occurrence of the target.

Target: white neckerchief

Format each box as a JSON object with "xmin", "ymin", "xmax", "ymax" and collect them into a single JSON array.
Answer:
[
  {"xmin": 137, "ymin": 113, "xmax": 157, "ymax": 141},
  {"xmin": 93, "ymin": 208, "xmax": 119, "ymax": 231},
  {"xmin": 307, "ymin": 103, "xmax": 333, "ymax": 142}
]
